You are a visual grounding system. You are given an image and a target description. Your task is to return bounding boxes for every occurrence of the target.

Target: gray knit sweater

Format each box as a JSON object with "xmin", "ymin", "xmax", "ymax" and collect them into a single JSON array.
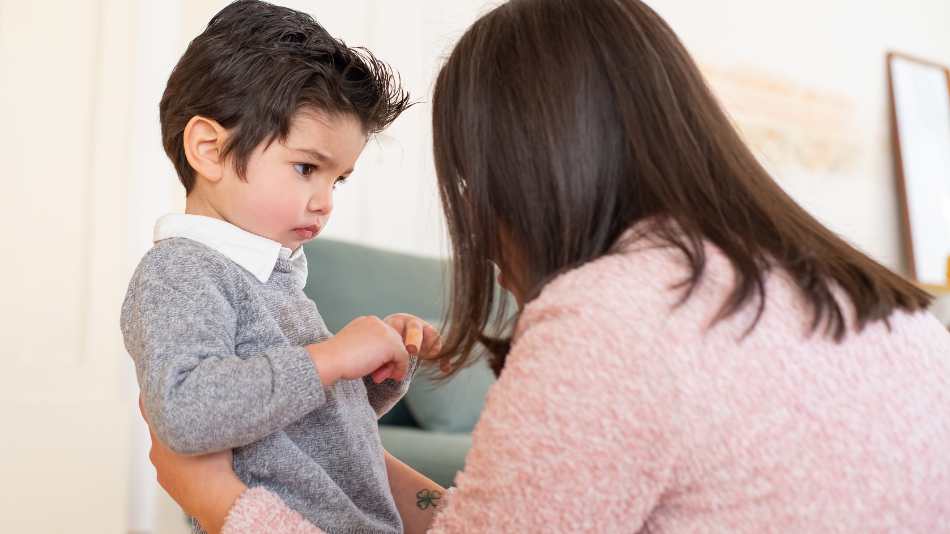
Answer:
[{"xmin": 121, "ymin": 237, "xmax": 413, "ymax": 534}]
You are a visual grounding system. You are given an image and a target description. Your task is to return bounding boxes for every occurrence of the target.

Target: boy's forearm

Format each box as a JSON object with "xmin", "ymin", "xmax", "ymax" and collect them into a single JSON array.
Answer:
[
  {"xmin": 146, "ymin": 345, "xmax": 326, "ymax": 454},
  {"xmin": 152, "ymin": 337, "xmax": 349, "ymax": 455},
  {"xmin": 384, "ymin": 450, "xmax": 445, "ymax": 534}
]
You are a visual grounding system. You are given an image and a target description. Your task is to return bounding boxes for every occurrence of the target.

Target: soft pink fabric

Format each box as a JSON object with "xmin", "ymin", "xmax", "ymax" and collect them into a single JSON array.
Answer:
[
  {"xmin": 223, "ymin": 487, "xmax": 324, "ymax": 534},
  {"xmin": 224, "ymin": 238, "xmax": 950, "ymax": 533}
]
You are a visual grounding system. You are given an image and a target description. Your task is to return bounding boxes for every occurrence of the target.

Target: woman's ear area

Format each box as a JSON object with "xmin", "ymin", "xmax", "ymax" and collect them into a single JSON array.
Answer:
[{"xmin": 183, "ymin": 115, "xmax": 229, "ymax": 183}]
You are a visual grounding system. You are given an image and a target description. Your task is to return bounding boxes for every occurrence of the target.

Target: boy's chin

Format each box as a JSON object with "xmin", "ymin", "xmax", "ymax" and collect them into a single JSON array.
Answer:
[{"xmin": 284, "ymin": 236, "xmax": 315, "ymax": 250}]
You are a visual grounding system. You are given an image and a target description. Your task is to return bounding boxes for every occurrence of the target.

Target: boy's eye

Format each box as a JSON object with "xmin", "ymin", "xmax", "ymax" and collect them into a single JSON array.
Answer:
[
  {"xmin": 333, "ymin": 176, "xmax": 349, "ymax": 188},
  {"xmin": 294, "ymin": 163, "xmax": 316, "ymax": 177}
]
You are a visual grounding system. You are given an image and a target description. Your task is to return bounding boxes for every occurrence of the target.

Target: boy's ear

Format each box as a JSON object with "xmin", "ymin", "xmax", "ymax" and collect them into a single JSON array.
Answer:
[{"xmin": 183, "ymin": 116, "xmax": 228, "ymax": 183}]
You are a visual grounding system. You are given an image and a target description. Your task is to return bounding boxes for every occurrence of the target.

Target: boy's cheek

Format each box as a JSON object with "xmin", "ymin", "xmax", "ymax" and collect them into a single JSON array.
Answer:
[{"xmin": 246, "ymin": 200, "xmax": 295, "ymax": 235}]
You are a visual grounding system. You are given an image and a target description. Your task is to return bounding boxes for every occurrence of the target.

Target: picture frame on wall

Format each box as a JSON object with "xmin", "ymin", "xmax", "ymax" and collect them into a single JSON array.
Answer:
[{"xmin": 887, "ymin": 51, "xmax": 950, "ymax": 290}]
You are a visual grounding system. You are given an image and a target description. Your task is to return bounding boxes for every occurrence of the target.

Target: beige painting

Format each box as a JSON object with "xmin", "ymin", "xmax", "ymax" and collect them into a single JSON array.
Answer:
[{"xmin": 701, "ymin": 64, "xmax": 861, "ymax": 174}]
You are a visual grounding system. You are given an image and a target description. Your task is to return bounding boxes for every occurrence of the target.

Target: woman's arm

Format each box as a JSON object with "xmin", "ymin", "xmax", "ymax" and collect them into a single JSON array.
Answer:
[
  {"xmin": 143, "ymin": 424, "xmax": 443, "ymax": 534},
  {"xmin": 140, "ymin": 395, "xmax": 447, "ymax": 534},
  {"xmin": 214, "ymin": 450, "xmax": 446, "ymax": 534},
  {"xmin": 221, "ymin": 487, "xmax": 326, "ymax": 534},
  {"xmin": 141, "ymin": 394, "xmax": 327, "ymax": 534},
  {"xmin": 428, "ymin": 307, "xmax": 675, "ymax": 533},
  {"xmin": 139, "ymin": 396, "xmax": 247, "ymax": 534},
  {"xmin": 384, "ymin": 450, "xmax": 446, "ymax": 534},
  {"xmin": 143, "ymin": 305, "xmax": 673, "ymax": 533}
]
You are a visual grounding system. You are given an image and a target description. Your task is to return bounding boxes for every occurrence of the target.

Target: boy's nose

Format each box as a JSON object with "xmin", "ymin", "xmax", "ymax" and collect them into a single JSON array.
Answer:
[{"xmin": 308, "ymin": 189, "xmax": 333, "ymax": 214}]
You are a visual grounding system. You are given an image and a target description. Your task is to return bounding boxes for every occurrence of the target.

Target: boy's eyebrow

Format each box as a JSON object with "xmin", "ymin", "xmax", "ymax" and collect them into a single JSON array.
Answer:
[{"xmin": 289, "ymin": 146, "xmax": 354, "ymax": 175}]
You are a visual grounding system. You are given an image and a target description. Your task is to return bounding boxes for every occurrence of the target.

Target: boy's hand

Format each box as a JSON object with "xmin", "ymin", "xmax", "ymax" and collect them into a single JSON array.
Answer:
[
  {"xmin": 307, "ymin": 316, "xmax": 410, "ymax": 386},
  {"xmin": 372, "ymin": 314, "xmax": 443, "ymax": 383}
]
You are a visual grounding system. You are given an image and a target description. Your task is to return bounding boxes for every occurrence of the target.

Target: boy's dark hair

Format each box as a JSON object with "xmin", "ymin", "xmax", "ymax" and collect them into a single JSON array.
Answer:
[{"xmin": 160, "ymin": 0, "xmax": 411, "ymax": 193}]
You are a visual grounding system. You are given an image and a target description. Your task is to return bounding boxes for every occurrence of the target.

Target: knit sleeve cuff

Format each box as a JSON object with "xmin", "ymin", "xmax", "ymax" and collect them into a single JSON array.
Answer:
[
  {"xmin": 279, "ymin": 345, "xmax": 327, "ymax": 413},
  {"xmin": 222, "ymin": 486, "xmax": 325, "ymax": 534},
  {"xmin": 364, "ymin": 354, "xmax": 418, "ymax": 417}
]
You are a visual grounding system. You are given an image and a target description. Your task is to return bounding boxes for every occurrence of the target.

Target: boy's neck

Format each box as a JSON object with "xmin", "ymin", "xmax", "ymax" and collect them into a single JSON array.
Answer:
[{"xmin": 185, "ymin": 190, "xmax": 224, "ymax": 221}]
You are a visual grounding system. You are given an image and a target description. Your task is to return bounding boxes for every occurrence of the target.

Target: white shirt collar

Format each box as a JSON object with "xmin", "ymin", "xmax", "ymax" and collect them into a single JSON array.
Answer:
[{"xmin": 154, "ymin": 213, "xmax": 307, "ymax": 284}]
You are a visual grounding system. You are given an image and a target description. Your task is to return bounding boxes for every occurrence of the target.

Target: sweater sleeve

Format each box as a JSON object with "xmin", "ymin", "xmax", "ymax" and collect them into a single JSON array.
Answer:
[
  {"xmin": 222, "ymin": 487, "xmax": 327, "ymax": 534},
  {"xmin": 121, "ymin": 253, "xmax": 327, "ymax": 455},
  {"xmin": 428, "ymin": 304, "xmax": 677, "ymax": 533},
  {"xmin": 363, "ymin": 355, "xmax": 418, "ymax": 417}
]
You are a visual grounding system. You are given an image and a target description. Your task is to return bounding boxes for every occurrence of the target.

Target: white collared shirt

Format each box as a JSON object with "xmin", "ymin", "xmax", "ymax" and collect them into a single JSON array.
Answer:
[{"xmin": 154, "ymin": 213, "xmax": 307, "ymax": 284}]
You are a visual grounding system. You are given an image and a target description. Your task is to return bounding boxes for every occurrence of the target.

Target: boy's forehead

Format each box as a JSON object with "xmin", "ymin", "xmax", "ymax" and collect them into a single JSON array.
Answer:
[
  {"xmin": 280, "ymin": 108, "xmax": 367, "ymax": 168},
  {"xmin": 290, "ymin": 108, "xmax": 364, "ymax": 138}
]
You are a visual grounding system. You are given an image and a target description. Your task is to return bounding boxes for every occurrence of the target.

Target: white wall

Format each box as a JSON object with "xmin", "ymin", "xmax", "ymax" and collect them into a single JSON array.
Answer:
[
  {"xmin": 652, "ymin": 0, "xmax": 950, "ymax": 273},
  {"xmin": 180, "ymin": 0, "xmax": 950, "ymax": 270}
]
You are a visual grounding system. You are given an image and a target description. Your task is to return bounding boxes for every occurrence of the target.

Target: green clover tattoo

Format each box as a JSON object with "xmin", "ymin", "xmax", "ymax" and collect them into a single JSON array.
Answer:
[{"xmin": 416, "ymin": 488, "xmax": 443, "ymax": 510}]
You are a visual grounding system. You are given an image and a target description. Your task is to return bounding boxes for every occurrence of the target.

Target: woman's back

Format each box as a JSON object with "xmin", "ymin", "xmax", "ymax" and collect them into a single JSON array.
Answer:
[{"xmin": 434, "ymin": 236, "xmax": 950, "ymax": 533}]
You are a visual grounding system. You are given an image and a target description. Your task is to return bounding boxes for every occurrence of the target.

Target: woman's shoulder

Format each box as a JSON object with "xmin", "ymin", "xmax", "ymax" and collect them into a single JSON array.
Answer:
[
  {"xmin": 517, "ymin": 227, "xmax": 950, "ymax": 362},
  {"xmin": 512, "ymin": 230, "xmax": 820, "ymax": 369},
  {"xmin": 517, "ymin": 235, "xmax": 707, "ymax": 339},
  {"xmin": 506, "ymin": 237, "xmax": 710, "ymax": 400}
]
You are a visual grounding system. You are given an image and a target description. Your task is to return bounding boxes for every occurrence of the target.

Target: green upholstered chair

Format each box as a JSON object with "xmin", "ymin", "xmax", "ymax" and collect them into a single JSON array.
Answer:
[{"xmin": 303, "ymin": 238, "xmax": 493, "ymax": 487}]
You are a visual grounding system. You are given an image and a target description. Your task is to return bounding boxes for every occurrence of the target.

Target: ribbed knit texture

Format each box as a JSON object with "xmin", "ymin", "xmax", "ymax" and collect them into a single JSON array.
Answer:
[{"xmin": 122, "ymin": 237, "xmax": 413, "ymax": 534}]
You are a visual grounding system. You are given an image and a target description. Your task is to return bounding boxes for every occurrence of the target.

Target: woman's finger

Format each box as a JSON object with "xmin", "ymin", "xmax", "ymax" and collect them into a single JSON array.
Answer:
[
  {"xmin": 420, "ymin": 324, "xmax": 442, "ymax": 357},
  {"xmin": 405, "ymin": 321, "xmax": 424, "ymax": 354},
  {"xmin": 439, "ymin": 357, "xmax": 453, "ymax": 374}
]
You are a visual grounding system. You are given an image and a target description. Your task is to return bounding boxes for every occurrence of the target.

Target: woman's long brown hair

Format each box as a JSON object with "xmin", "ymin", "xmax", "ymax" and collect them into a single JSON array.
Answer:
[{"xmin": 432, "ymin": 0, "xmax": 932, "ymax": 375}]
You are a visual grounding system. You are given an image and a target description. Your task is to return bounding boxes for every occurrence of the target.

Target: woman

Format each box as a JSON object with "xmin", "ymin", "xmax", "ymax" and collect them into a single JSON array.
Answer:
[{"xmin": 143, "ymin": 0, "xmax": 950, "ymax": 532}]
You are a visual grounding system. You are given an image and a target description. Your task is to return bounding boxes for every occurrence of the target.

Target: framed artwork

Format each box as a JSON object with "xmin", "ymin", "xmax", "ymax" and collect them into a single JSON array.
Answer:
[{"xmin": 887, "ymin": 52, "xmax": 950, "ymax": 289}]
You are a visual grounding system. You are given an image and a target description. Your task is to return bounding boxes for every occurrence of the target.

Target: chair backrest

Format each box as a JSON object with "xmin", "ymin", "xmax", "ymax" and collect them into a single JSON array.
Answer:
[{"xmin": 302, "ymin": 238, "xmax": 448, "ymax": 333}]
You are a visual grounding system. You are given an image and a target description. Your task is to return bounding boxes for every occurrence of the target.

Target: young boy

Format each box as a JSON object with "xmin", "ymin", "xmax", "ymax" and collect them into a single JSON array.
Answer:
[{"xmin": 120, "ymin": 1, "xmax": 441, "ymax": 532}]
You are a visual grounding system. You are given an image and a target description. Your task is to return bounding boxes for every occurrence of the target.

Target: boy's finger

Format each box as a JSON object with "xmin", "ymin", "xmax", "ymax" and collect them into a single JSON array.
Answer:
[
  {"xmin": 393, "ymin": 346, "xmax": 410, "ymax": 382},
  {"xmin": 371, "ymin": 363, "xmax": 395, "ymax": 383}
]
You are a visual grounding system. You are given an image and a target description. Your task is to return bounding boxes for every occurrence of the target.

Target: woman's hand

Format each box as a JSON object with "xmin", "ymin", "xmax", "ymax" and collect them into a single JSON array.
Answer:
[
  {"xmin": 378, "ymin": 313, "xmax": 444, "ymax": 379},
  {"xmin": 139, "ymin": 397, "xmax": 246, "ymax": 534},
  {"xmin": 383, "ymin": 313, "xmax": 443, "ymax": 357}
]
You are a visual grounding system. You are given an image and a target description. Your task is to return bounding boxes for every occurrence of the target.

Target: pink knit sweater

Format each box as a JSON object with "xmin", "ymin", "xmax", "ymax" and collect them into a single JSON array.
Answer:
[{"xmin": 223, "ymin": 238, "xmax": 950, "ymax": 533}]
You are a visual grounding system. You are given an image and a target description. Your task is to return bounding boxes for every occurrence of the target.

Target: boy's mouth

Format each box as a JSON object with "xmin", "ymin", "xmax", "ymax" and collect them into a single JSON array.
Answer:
[{"xmin": 293, "ymin": 225, "xmax": 320, "ymax": 240}]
